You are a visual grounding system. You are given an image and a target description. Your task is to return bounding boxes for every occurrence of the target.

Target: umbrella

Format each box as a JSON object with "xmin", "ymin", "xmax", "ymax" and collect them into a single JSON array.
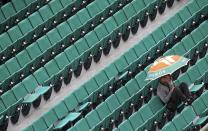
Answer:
[{"xmin": 146, "ymin": 55, "xmax": 190, "ymax": 80}]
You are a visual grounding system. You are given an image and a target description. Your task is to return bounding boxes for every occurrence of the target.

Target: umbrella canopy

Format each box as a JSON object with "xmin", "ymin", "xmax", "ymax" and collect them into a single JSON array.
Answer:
[{"xmin": 146, "ymin": 55, "xmax": 190, "ymax": 80}]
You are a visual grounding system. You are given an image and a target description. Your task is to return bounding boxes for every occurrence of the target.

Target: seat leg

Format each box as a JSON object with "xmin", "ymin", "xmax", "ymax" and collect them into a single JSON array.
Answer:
[
  {"xmin": 122, "ymin": 29, "xmax": 130, "ymax": 41},
  {"xmin": 167, "ymin": 0, "xmax": 174, "ymax": 8},
  {"xmin": 32, "ymin": 96, "xmax": 41, "ymax": 108},
  {"xmin": 84, "ymin": 56, "xmax": 92, "ymax": 70},
  {"xmin": 103, "ymin": 42, "xmax": 111, "ymax": 56},
  {"xmin": 131, "ymin": 23, "xmax": 139, "ymax": 35},
  {"xmin": 112, "ymin": 36, "xmax": 121, "ymax": 48},
  {"xmin": 74, "ymin": 63, "xmax": 82, "ymax": 77},
  {"xmin": 11, "ymin": 109, "xmax": 20, "ymax": 124},
  {"xmin": 149, "ymin": 9, "xmax": 157, "ymax": 21},
  {"xmin": 43, "ymin": 87, "xmax": 52, "ymax": 100},
  {"xmin": 22, "ymin": 104, "xmax": 31, "ymax": 116},
  {"xmin": 140, "ymin": 15, "xmax": 148, "ymax": 28}
]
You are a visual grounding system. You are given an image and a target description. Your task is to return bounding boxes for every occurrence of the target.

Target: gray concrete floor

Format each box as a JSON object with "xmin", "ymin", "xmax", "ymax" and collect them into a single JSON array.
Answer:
[{"xmin": 9, "ymin": 1, "xmax": 189, "ymax": 130}]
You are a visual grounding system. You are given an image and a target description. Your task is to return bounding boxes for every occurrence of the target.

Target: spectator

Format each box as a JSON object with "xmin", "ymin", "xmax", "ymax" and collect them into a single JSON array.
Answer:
[{"xmin": 157, "ymin": 74, "xmax": 192, "ymax": 112}]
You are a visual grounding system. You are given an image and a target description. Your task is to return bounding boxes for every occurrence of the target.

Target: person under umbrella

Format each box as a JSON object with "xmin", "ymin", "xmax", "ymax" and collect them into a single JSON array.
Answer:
[{"xmin": 146, "ymin": 55, "xmax": 193, "ymax": 114}]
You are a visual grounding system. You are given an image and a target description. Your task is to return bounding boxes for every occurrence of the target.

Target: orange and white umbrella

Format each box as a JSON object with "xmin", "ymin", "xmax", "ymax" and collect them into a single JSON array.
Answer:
[{"xmin": 146, "ymin": 55, "xmax": 190, "ymax": 80}]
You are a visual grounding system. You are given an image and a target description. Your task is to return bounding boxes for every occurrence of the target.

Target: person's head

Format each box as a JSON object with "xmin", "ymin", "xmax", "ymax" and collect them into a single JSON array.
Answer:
[{"xmin": 160, "ymin": 74, "xmax": 172, "ymax": 85}]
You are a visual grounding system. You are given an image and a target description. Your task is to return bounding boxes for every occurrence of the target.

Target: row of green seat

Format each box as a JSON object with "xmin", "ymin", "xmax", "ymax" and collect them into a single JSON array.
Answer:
[
  {"xmin": 0, "ymin": 0, "xmax": 164, "ymax": 130},
  {"xmin": 0, "ymin": 0, "xmax": 163, "ymax": 96},
  {"xmin": 0, "ymin": 0, "xmax": 91, "ymax": 34},
  {"xmin": 0, "ymin": 0, "xmax": 94, "ymax": 63},
  {"xmin": 0, "ymin": 0, "xmax": 49, "ymax": 33},
  {"xmin": 94, "ymin": 32, "xmax": 208, "ymax": 130},
  {"xmin": 162, "ymin": 90, "xmax": 208, "ymax": 131},
  {"xmin": 77, "ymin": 5, "xmax": 206, "ymax": 130},
  {"xmin": 22, "ymin": 0, "xmax": 208, "ymax": 130},
  {"xmin": 0, "ymin": 0, "xmax": 132, "ymax": 92},
  {"xmin": 113, "ymin": 34, "xmax": 208, "ymax": 131}
]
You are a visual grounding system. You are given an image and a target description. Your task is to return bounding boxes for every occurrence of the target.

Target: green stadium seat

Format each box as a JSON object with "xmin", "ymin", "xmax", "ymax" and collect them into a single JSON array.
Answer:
[
  {"xmin": 64, "ymin": 94, "xmax": 79, "ymax": 112},
  {"xmin": 18, "ymin": 19, "xmax": 33, "ymax": 35},
  {"xmin": 148, "ymin": 96, "xmax": 166, "ymax": 125},
  {"xmin": 125, "ymin": 79, "xmax": 140, "ymax": 96},
  {"xmin": 26, "ymin": 42, "xmax": 42, "ymax": 60},
  {"xmin": 76, "ymin": 8, "xmax": 91, "ymax": 33},
  {"xmin": 113, "ymin": 10, "xmax": 129, "ymax": 41},
  {"xmin": 85, "ymin": 110, "xmax": 101, "ymax": 129},
  {"xmin": 84, "ymin": 31, "xmax": 99, "ymax": 48},
  {"xmin": 138, "ymin": 104, "xmax": 154, "ymax": 130},
  {"xmin": 161, "ymin": 22, "xmax": 175, "ymax": 36},
  {"xmin": 131, "ymin": 0, "xmax": 147, "ymax": 27},
  {"xmin": 133, "ymin": 42, "xmax": 148, "ymax": 59},
  {"xmin": 5, "ymin": 57, "xmax": 21, "ymax": 75},
  {"xmin": 0, "ymin": 8, "xmax": 6, "ymax": 23},
  {"xmin": 198, "ymin": 21, "xmax": 208, "ymax": 37},
  {"xmin": 7, "ymin": 26, "xmax": 23, "ymax": 42},
  {"xmin": 0, "ymin": 33, "xmax": 12, "ymax": 50},
  {"xmin": 43, "ymin": 109, "xmax": 58, "ymax": 128},
  {"xmin": 196, "ymin": 0, "xmax": 208, "ymax": 8},
  {"xmin": 32, "ymin": 118, "xmax": 48, "ymax": 131},
  {"xmin": 86, "ymin": 2, "xmax": 101, "ymax": 26},
  {"xmin": 178, "ymin": 7, "xmax": 192, "ymax": 23},
  {"xmin": 103, "ymin": 17, "xmax": 119, "ymax": 42},
  {"xmin": 201, "ymin": 90, "xmax": 208, "ymax": 106},
  {"xmin": 83, "ymin": 79, "xmax": 98, "ymax": 97},
  {"xmin": 181, "ymin": 35, "xmax": 195, "ymax": 51},
  {"xmin": 74, "ymin": 86, "xmax": 89, "ymax": 104},
  {"xmin": 105, "ymin": 94, "xmax": 121, "ymax": 120},
  {"xmin": 44, "ymin": 60, "xmax": 60, "ymax": 78},
  {"xmin": 172, "ymin": 43, "xmax": 186, "ymax": 56},
  {"xmin": 38, "ymin": 5, "xmax": 54, "ymax": 21},
  {"xmin": 46, "ymin": 28, "xmax": 62, "ymax": 45},
  {"xmin": 96, "ymin": 102, "xmax": 111, "ymax": 120},
  {"xmin": 1, "ymin": 3, "xmax": 16, "ymax": 19},
  {"xmin": 104, "ymin": 64, "xmax": 119, "ymax": 80},
  {"xmin": 192, "ymin": 97, "xmax": 208, "ymax": 116},
  {"xmin": 94, "ymin": 24, "xmax": 109, "ymax": 40},
  {"xmin": 12, "ymin": 0, "xmax": 26, "ymax": 12},
  {"xmin": 144, "ymin": 0, "xmax": 157, "ymax": 21},
  {"xmin": 129, "ymin": 111, "xmax": 144, "ymax": 130},
  {"xmin": 65, "ymin": 51, "xmax": 81, "ymax": 77},
  {"xmin": 191, "ymin": 28, "xmax": 204, "ymax": 44},
  {"xmin": 115, "ymin": 87, "xmax": 130, "ymax": 104},
  {"xmin": 1, "ymin": 90, "xmax": 22, "ymax": 120},
  {"xmin": 48, "ymin": 0, "xmax": 63, "ymax": 14},
  {"xmin": 196, "ymin": 58, "xmax": 208, "ymax": 75},
  {"xmin": 67, "ymin": 15, "xmax": 82, "ymax": 40},
  {"xmin": 22, "ymin": 75, "xmax": 38, "ymax": 93},
  {"xmin": 36, "ymin": 36, "xmax": 52, "ymax": 53},
  {"xmin": 16, "ymin": 50, "xmax": 31, "ymax": 68},
  {"xmin": 12, "ymin": 83, "xmax": 28, "ymax": 100},
  {"xmin": 54, "ymin": 52, "xmax": 70, "ymax": 69},
  {"xmin": 56, "ymin": 22, "xmax": 72, "ymax": 38},
  {"xmin": 94, "ymin": 71, "xmax": 109, "ymax": 87},
  {"xmin": 123, "ymin": 49, "xmax": 138, "ymax": 67},
  {"xmin": 28, "ymin": 12, "xmax": 44, "ymax": 28},
  {"xmin": 54, "ymin": 112, "xmax": 81, "ymax": 130},
  {"xmin": 60, "ymin": 0, "xmax": 73, "ymax": 8},
  {"xmin": 161, "ymin": 121, "xmax": 177, "ymax": 131},
  {"xmin": 0, "ymin": 64, "xmax": 10, "ymax": 83},
  {"xmin": 33, "ymin": 67, "xmax": 49, "ymax": 85},
  {"xmin": 114, "ymin": 56, "xmax": 128, "ymax": 74},
  {"xmin": 74, "ymin": 38, "xmax": 90, "ymax": 68},
  {"xmin": 118, "ymin": 120, "xmax": 134, "ymax": 131},
  {"xmin": 182, "ymin": 106, "xmax": 208, "ymax": 130},
  {"xmin": 172, "ymin": 114, "xmax": 188, "ymax": 131},
  {"xmin": 75, "ymin": 118, "xmax": 90, "ymax": 131},
  {"xmin": 53, "ymin": 101, "xmax": 69, "ymax": 120}
]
